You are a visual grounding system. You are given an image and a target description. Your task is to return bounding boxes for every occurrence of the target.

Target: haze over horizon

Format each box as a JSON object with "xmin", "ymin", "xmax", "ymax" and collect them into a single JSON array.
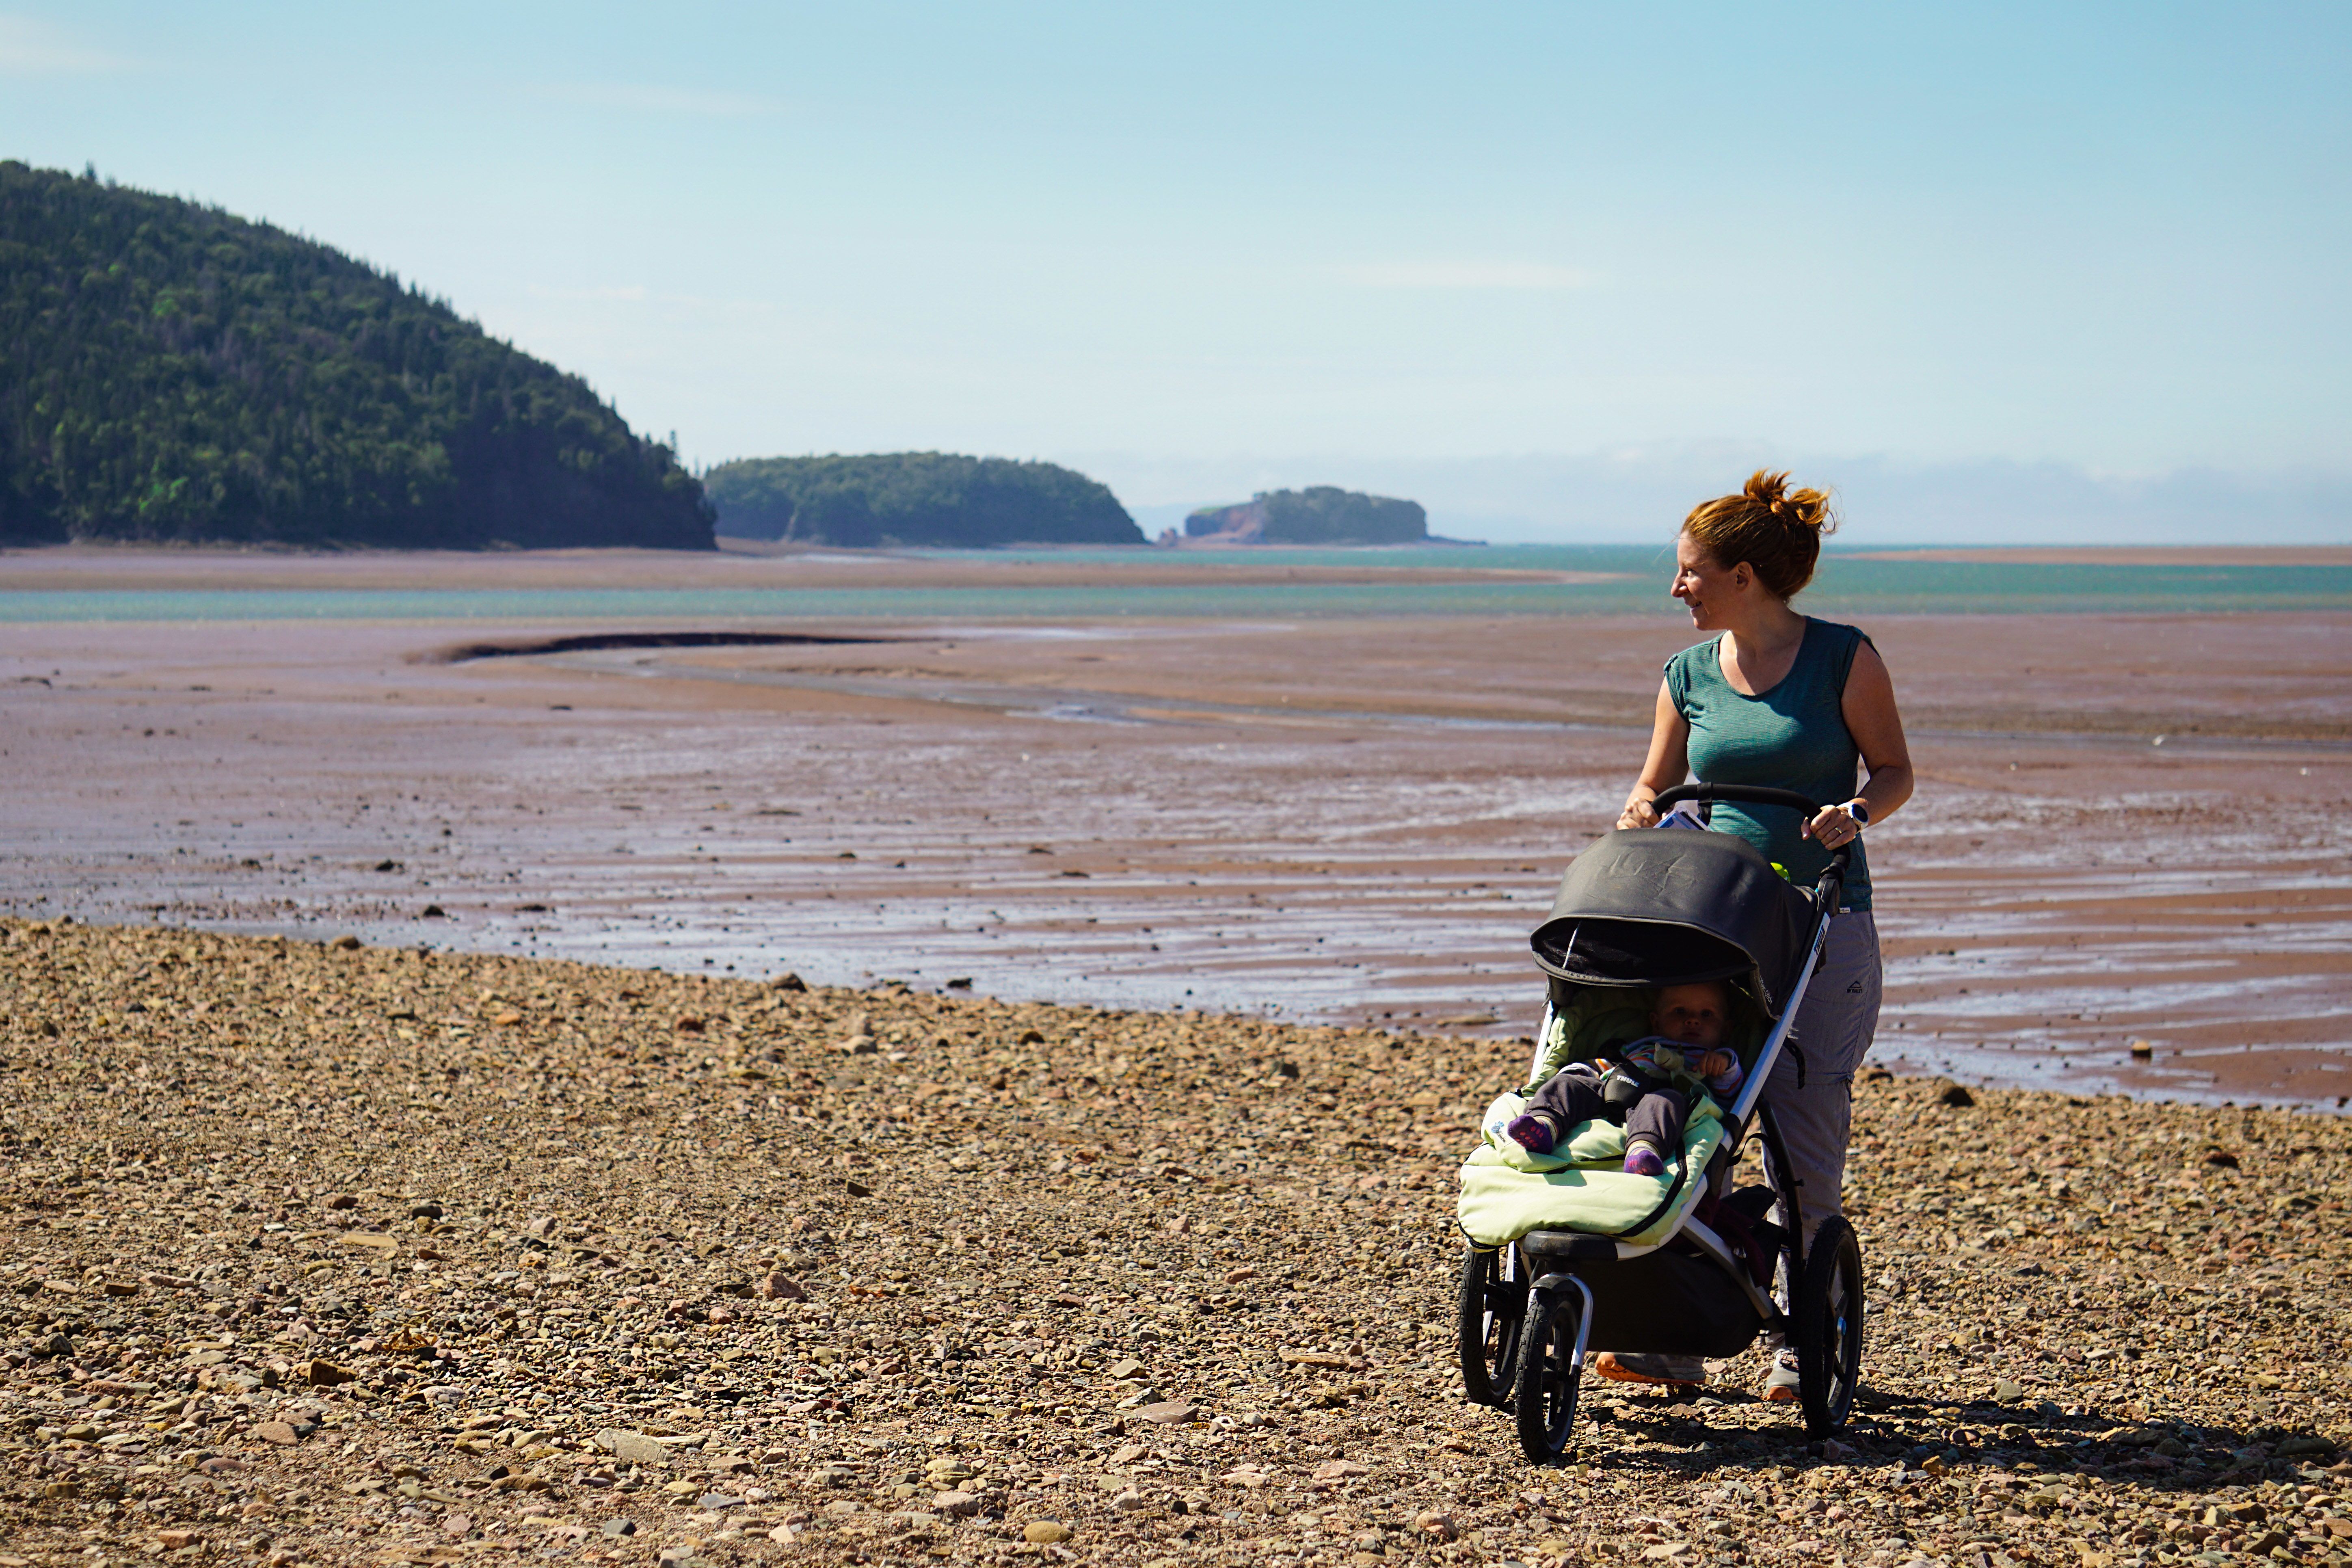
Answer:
[{"xmin": 5, "ymin": 2, "xmax": 2347, "ymax": 543}]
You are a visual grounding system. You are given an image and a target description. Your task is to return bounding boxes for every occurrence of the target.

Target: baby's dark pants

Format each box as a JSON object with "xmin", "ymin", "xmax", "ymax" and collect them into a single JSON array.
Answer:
[{"xmin": 1526, "ymin": 1063, "xmax": 1687, "ymax": 1154}]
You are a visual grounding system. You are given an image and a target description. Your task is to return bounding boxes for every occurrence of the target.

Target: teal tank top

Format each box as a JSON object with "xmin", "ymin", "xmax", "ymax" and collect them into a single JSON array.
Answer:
[{"xmin": 1663, "ymin": 617, "xmax": 1874, "ymax": 911}]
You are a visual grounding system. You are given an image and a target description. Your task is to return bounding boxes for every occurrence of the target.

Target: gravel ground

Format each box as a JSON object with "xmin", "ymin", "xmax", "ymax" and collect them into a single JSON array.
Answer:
[{"xmin": 2, "ymin": 917, "xmax": 2348, "ymax": 1568}]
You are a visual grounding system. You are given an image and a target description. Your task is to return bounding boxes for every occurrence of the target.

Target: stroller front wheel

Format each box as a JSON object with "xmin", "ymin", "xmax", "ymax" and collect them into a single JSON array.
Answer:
[
  {"xmin": 1456, "ymin": 1243, "xmax": 1525, "ymax": 1409},
  {"xmin": 1513, "ymin": 1282, "xmax": 1587, "ymax": 1464},
  {"xmin": 1793, "ymin": 1216, "xmax": 1865, "ymax": 1438}
]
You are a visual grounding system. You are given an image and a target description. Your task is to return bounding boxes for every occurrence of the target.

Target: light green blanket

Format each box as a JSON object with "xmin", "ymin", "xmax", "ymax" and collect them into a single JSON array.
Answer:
[{"xmin": 1456, "ymin": 1089, "xmax": 1725, "ymax": 1249}]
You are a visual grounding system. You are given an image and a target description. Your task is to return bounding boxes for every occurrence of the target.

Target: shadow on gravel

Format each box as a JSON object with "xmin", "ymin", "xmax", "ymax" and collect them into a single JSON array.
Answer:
[{"xmin": 1566, "ymin": 1384, "xmax": 2339, "ymax": 1499}]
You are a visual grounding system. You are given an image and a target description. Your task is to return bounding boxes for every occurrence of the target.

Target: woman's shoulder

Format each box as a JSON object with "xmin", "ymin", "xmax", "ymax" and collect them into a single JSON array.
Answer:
[
  {"xmin": 1663, "ymin": 636, "xmax": 1722, "ymax": 678},
  {"xmin": 1803, "ymin": 617, "xmax": 1874, "ymax": 683}
]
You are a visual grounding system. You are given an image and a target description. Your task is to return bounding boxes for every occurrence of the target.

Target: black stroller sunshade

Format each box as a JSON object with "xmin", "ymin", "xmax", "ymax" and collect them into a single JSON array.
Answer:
[{"xmin": 1531, "ymin": 829, "xmax": 1814, "ymax": 1012}]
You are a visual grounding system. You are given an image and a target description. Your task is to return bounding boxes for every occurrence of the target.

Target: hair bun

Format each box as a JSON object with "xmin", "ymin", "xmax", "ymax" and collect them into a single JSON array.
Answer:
[
  {"xmin": 1744, "ymin": 469, "xmax": 1835, "ymax": 534},
  {"xmin": 1683, "ymin": 470, "xmax": 1839, "ymax": 600}
]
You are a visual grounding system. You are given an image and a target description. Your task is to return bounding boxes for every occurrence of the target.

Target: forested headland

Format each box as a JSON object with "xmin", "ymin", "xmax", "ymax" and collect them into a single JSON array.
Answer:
[
  {"xmin": 1185, "ymin": 486, "xmax": 1428, "ymax": 545},
  {"xmin": 704, "ymin": 453, "xmax": 1142, "ymax": 547},
  {"xmin": 0, "ymin": 162, "xmax": 713, "ymax": 549}
]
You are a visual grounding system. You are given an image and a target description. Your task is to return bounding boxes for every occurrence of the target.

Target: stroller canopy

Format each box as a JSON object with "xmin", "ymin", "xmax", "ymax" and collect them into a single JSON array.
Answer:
[{"xmin": 1531, "ymin": 828, "xmax": 1812, "ymax": 1012}]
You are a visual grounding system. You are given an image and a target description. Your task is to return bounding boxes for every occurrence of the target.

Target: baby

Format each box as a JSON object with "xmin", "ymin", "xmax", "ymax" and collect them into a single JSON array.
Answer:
[{"xmin": 1505, "ymin": 980, "xmax": 1746, "ymax": 1177}]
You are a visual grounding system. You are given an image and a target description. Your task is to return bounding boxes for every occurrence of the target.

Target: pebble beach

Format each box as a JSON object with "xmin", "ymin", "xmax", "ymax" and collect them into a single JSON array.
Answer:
[{"xmin": 3, "ymin": 917, "xmax": 2348, "ymax": 1568}]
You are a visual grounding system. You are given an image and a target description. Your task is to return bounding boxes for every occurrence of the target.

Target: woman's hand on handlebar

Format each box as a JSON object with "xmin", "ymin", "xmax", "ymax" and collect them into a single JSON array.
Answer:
[
  {"xmin": 1803, "ymin": 801, "xmax": 1862, "ymax": 850},
  {"xmin": 1617, "ymin": 796, "xmax": 1661, "ymax": 830}
]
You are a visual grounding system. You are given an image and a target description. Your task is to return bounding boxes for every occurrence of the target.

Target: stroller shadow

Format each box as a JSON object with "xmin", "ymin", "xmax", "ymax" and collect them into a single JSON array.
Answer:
[{"xmin": 1581, "ymin": 1378, "xmax": 2340, "ymax": 1502}]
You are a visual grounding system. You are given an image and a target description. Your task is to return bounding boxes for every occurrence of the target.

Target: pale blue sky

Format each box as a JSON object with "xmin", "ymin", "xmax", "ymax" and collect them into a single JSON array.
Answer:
[{"xmin": 5, "ymin": 3, "xmax": 2348, "ymax": 539}]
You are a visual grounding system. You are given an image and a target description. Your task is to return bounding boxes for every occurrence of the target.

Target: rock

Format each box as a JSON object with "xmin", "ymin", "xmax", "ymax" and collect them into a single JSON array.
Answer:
[
  {"xmin": 1994, "ymin": 1377, "xmax": 2029, "ymax": 1403},
  {"xmin": 1108, "ymin": 1356, "xmax": 1147, "ymax": 1380},
  {"xmin": 1415, "ymin": 1511, "xmax": 1458, "ymax": 1542},
  {"xmin": 1819, "ymin": 1438, "xmax": 1855, "ymax": 1463},
  {"xmin": 595, "ymin": 1429, "xmax": 672, "ymax": 1468},
  {"xmin": 156, "ymin": 1531, "xmax": 202, "ymax": 1550},
  {"xmin": 1110, "ymin": 1489, "xmax": 1155, "ymax": 1514},
  {"xmin": 771, "ymin": 972, "xmax": 807, "ymax": 992},
  {"xmin": 300, "ymin": 1359, "xmax": 357, "ymax": 1387},
  {"xmin": 330, "ymin": 934, "xmax": 361, "ymax": 950},
  {"xmin": 1314, "ymin": 1459, "xmax": 1372, "ymax": 1479},
  {"xmin": 932, "ymin": 1490, "xmax": 980, "ymax": 1516},
  {"xmin": 756, "ymin": 1272, "xmax": 806, "ymax": 1301},
  {"xmin": 252, "ymin": 1420, "xmax": 298, "ymax": 1445},
  {"xmin": 1938, "ymin": 1083, "xmax": 1975, "ymax": 1107},
  {"xmin": 324, "ymin": 1194, "xmax": 358, "ymax": 1211},
  {"xmin": 1132, "ymin": 1400, "xmax": 1195, "ymax": 1425},
  {"xmin": 442, "ymin": 1512, "xmax": 473, "ymax": 1536},
  {"xmin": 1024, "ymin": 1521, "xmax": 1073, "ymax": 1544},
  {"xmin": 601, "ymin": 1519, "xmax": 636, "ymax": 1537}
]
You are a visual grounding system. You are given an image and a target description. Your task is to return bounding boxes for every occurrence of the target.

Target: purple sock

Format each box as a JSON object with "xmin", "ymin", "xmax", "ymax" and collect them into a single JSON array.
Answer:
[
  {"xmin": 1622, "ymin": 1142, "xmax": 1666, "ymax": 1177},
  {"xmin": 1505, "ymin": 1114, "xmax": 1556, "ymax": 1154}
]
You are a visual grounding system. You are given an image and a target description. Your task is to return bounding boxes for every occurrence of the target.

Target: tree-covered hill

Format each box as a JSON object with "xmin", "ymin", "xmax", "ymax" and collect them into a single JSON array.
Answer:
[
  {"xmin": 1186, "ymin": 486, "xmax": 1427, "ymax": 545},
  {"xmin": 705, "ymin": 453, "xmax": 1142, "ymax": 547},
  {"xmin": 0, "ymin": 162, "xmax": 712, "ymax": 549}
]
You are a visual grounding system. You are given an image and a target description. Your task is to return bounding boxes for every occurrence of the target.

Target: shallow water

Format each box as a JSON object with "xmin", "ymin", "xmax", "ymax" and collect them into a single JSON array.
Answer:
[{"xmin": 3, "ymin": 545, "xmax": 2350, "ymax": 621}]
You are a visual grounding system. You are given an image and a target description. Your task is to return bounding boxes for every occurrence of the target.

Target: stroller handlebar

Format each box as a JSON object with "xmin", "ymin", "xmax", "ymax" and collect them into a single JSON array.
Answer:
[
  {"xmin": 1652, "ymin": 782, "xmax": 1820, "ymax": 815},
  {"xmin": 1646, "ymin": 783, "xmax": 1854, "ymax": 878}
]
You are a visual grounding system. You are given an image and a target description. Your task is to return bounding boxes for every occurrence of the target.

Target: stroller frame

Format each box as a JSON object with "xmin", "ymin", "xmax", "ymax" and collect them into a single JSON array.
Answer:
[{"xmin": 1458, "ymin": 784, "xmax": 1868, "ymax": 1463}]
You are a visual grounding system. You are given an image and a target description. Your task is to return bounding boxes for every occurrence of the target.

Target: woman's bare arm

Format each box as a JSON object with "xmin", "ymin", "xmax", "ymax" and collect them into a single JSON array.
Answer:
[
  {"xmin": 1617, "ymin": 679, "xmax": 1691, "ymax": 828},
  {"xmin": 1805, "ymin": 639, "xmax": 1913, "ymax": 847}
]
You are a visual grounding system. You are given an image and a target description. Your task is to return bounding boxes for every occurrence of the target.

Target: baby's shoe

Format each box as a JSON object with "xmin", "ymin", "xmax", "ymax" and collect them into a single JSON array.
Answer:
[
  {"xmin": 1621, "ymin": 1140, "xmax": 1666, "ymax": 1177},
  {"xmin": 1504, "ymin": 1114, "xmax": 1558, "ymax": 1155}
]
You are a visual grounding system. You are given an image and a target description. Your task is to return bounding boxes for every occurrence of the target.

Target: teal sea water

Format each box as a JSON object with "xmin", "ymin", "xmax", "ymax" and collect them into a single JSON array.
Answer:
[{"xmin": 3, "ymin": 545, "xmax": 2348, "ymax": 622}]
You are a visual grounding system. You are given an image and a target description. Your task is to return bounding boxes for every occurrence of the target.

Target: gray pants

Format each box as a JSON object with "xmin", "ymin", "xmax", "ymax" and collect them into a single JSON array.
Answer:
[{"xmin": 1763, "ymin": 910, "xmax": 1882, "ymax": 1249}]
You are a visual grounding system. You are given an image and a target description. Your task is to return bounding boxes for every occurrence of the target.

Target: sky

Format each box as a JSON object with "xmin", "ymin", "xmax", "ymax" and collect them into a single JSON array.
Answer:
[{"xmin": 5, "ymin": 2, "xmax": 2349, "ymax": 541}]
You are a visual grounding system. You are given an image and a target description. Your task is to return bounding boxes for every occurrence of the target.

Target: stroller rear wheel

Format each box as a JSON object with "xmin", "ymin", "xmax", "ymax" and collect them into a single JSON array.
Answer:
[
  {"xmin": 1513, "ymin": 1282, "xmax": 1588, "ymax": 1464},
  {"xmin": 1457, "ymin": 1243, "xmax": 1526, "ymax": 1409},
  {"xmin": 1792, "ymin": 1216, "xmax": 1864, "ymax": 1437}
]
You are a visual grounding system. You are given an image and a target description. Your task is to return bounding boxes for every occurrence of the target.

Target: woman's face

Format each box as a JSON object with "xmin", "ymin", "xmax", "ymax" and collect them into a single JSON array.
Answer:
[{"xmin": 1671, "ymin": 533, "xmax": 1748, "ymax": 629}]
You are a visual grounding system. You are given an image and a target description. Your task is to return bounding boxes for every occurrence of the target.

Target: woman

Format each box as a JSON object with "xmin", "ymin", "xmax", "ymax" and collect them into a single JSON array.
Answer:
[{"xmin": 1595, "ymin": 471, "xmax": 1914, "ymax": 1401}]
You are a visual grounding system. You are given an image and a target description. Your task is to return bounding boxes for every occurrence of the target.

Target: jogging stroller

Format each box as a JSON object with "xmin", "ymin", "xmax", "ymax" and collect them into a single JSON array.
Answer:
[{"xmin": 1454, "ymin": 783, "xmax": 1865, "ymax": 1464}]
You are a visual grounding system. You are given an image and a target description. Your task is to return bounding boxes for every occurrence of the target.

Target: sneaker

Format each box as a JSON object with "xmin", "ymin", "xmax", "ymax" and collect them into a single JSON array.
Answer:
[
  {"xmin": 1621, "ymin": 1142, "xmax": 1666, "ymax": 1177},
  {"xmin": 1592, "ymin": 1352, "xmax": 1707, "ymax": 1387},
  {"xmin": 1505, "ymin": 1114, "xmax": 1557, "ymax": 1155},
  {"xmin": 1760, "ymin": 1348, "xmax": 1802, "ymax": 1402}
]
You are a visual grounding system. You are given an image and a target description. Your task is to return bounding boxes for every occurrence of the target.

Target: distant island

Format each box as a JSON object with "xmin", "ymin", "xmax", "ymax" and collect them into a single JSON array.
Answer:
[
  {"xmin": 0, "ymin": 162, "xmax": 712, "ymax": 549},
  {"xmin": 1182, "ymin": 486, "xmax": 1429, "ymax": 545},
  {"xmin": 705, "ymin": 453, "xmax": 1143, "ymax": 547}
]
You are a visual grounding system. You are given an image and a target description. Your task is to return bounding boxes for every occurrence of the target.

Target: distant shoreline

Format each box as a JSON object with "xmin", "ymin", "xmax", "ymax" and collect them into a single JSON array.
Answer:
[{"xmin": 1840, "ymin": 545, "xmax": 2352, "ymax": 566}]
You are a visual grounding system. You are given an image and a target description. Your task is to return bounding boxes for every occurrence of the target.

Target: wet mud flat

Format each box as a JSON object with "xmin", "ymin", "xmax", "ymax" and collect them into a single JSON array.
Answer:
[
  {"xmin": 1, "ymin": 920, "xmax": 2349, "ymax": 1568},
  {"xmin": 2, "ymin": 612, "xmax": 2348, "ymax": 1107}
]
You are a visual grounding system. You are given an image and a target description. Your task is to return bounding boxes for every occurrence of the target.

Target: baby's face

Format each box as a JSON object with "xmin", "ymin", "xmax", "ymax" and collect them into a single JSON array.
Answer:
[{"xmin": 1651, "ymin": 984, "xmax": 1727, "ymax": 1049}]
